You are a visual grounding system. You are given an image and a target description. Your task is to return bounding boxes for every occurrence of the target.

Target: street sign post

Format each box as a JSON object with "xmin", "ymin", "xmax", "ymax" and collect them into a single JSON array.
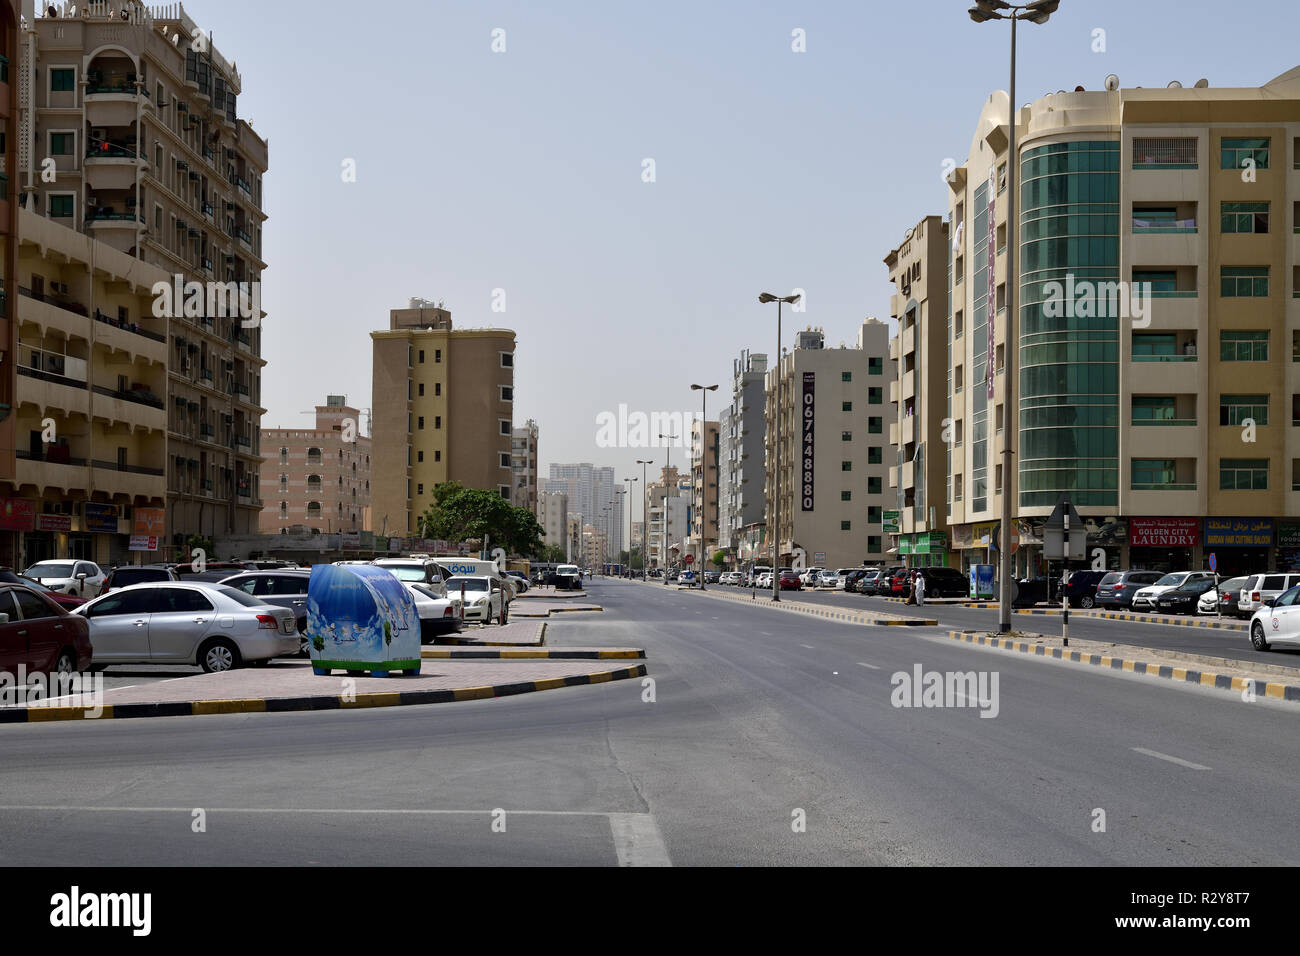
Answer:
[
  {"xmin": 1209, "ymin": 552, "xmax": 1218, "ymax": 618},
  {"xmin": 1044, "ymin": 497, "xmax": 1085, "ymax": 647}
]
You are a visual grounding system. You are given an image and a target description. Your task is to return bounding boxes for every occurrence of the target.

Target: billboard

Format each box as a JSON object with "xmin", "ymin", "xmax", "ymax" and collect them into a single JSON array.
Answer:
[
  {"xmin": 801, "ymin": 371, "xmax": 815, "ymax": 512},
  {"xmin": 133, "ymin": 507, "xmax": 166, "ymax": 537}
]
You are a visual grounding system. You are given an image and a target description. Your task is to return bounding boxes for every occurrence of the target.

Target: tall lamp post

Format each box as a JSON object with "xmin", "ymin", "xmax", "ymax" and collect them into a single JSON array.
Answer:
[
  {"xmin": 624, "ymin": 477, "xmax": 639, "ymax": 576},
  {"xmin": 691, "ymin": 384, "xmax": 718, "ymax": 589},
  {"xmin": 758, "ymin": 292, "xmax": 800, "ymax": 601},
  {"xmin": 636, "ymin": 459, "xmax": 653, "ymax": 578},
  {"xmin": 658, "ymin": 432, "xmax": 679, "ymax": 578},
  {"xmin": 969, "ymin": 0, "xmax": 1058, "ymax": 632}
]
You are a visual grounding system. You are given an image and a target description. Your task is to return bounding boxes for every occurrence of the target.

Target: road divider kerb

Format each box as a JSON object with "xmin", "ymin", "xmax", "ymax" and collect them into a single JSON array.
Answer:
[
  {"xmin": 1013, "ymin": 607, "xmax": 1246, "ymax": 631},
  {"xmin": 0, "ymin": 663, "xmax": 649, "ymax": 724},
  {"xmin": 669, "ymin": 580, "xmax": 935, "ymax": 628},
  {"xmin": 944, "ymin": 630, "xmax": 1300, "ymax": 702},
  {"xmin": 421, "ymin": 648, "xmax": 644, "ymax": 660}
]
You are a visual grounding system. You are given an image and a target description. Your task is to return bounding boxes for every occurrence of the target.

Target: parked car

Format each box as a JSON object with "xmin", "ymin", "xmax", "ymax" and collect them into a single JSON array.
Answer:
[
  {"xmin": 23, "ymin": 560, "xmax": 106, "ymax": 598},
  {"xmin": 171, "ymin": 560, "xmax": 255, "ymax": 578},
  {"xmin": 218, "ymin": 570, "xmax": 313, "ymax": 645},
  {"xmin": 814, "ymin": 570, "xmax": 838, "ymax": 588},
  {"xmin": 1155, "ymin": 578, "xmax": 1217, "ymax": 615},
  {"xmin": 917, "ymin": 566, "xmax": 969, "ymax": 599},
  {"xmin": 0, "ymin": 568, "xmax": 85, "ymax": 609},
  {"xmin": 888, "ymin": 569, "xmax": 913, "ymax": 596},
  {"xmin": 1238, "ymin": 572, "xmax": 1300, "ymax": 619},
  {"xmin": 779, "ymin": 570, "xmax": 803, "ymax": 590},
  {"xmin": 846, "ymin": 569, "xmax": 877, "ymax": 593},
  {"xmin": 1011, "ymin": 576, "xmax": 1056, "ymax": 608},
  {"xmin": 553, "ymin": 564, "xmax": 583, "ymax": 591},
  {"xmin": 444, "ymin": 576, "xmax": 509, "ymax": 623},
  {"xmin": 755, "ymin": 572, "xmax": 772, "ymax": 589},
  {"xmin": 0, "ymin": 584, "xmax": 93, "ymax": 676},
  {"xmin": 372, "ymin": 558, "xmax": 450, "ymax": 594},
  {"xmin": 74, "ymin": 583, "xmax": 299, "ymax": 673},
  {"xmin": 1093, "ymin": 570, "xmax": 1164, "ymax": 610},
  {"xmin": 505, "ymin": 570, "xmax": 530, "ymax": 593},
  {"xmin": 1132, "ymin": 571, "xmax": 1215, "ymax": 610},
  {"xmin": 101, "ymin": 564, "xmax": 180, "ymax": 595},
  {"xmin": 1249, "ymin": 583, "xmax": 1300, "ymax": 651},
  {"xmin": 1198, "ymin": 576, "xmax": 1247, "ymax": 616},
  {"xmin": 1060, "ymin": 569, "xmax": 1109, "ymax": 609}
]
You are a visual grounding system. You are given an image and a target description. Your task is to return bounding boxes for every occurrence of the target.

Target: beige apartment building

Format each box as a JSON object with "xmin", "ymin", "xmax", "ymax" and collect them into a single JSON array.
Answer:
[
  {"xmin": 537, "ymin": 489, "xmax": 567, "ymax": 557},
  {"xmin": 8, "ymin": 207, "xmax": 167, "ymax": 565},
  {"xmin": 511, "ymin": 419, "xmax": 537, "ymax": 513},
  {"xmin": 688, "ymin": 417, "xmax": 719, "ymax": 564},
  {"xmin": 942, "ymin": 66, "xmax": 1300, "ymax": 579},
  {"xmin": 260, "ymin": 396, "xmax": 371, "ymax": 535},
  {"xmin": 765, "ymin": 321, "xmax": 895, "ymax": 570},
  {"xmin": 20, "ymin": 2, "xmax": 269, "ymax": 553},
  {"xmin": 370, "ymin": 299, "xmax": 515, "ymax": 536},
  {"xmin": 884, "ymin": 215, "xmax": 951, "ymax": 568},
  {"xmin": 0, "ymin": 0, "xmax": 21, "ymax": 567}
]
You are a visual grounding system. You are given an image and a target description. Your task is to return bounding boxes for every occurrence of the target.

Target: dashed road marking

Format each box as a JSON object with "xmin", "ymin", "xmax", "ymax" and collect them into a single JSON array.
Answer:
[
  {"xmin": 856, "ymin": 662, "xmax": 880, "ymax": 670},
  {"xmin": 1131, "ymin": 747, "xmax": 1210, "ymax": 771}
]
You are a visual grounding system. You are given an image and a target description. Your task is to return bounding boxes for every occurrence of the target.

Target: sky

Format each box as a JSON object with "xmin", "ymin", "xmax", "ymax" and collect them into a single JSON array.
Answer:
[{"xmin": 198, "ymin": 0, "xmax": 1300, "ymax": 492}]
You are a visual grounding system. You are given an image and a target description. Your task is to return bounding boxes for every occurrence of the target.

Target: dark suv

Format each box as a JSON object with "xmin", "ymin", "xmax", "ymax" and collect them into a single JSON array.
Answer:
[
  {"xmin": 1061, "ymin": 569, "xmax": 1109, "ymax": 609},
  {"xmin": 918, "ymin": 566, "xmax": 968, "ymax": 598},
  {"xmin": 101, "ymin": 564, "xmax": 179, "ymax": 595},
  {"xmin": 1094, "ymin": 570, "xmax": 1164, "ymax": 610}
]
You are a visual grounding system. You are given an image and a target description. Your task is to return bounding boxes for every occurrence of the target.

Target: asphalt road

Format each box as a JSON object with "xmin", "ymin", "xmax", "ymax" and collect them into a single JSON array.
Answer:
[{"xmin": 2, "ymin": 577, "xmax": 1299, "ymax": 866}]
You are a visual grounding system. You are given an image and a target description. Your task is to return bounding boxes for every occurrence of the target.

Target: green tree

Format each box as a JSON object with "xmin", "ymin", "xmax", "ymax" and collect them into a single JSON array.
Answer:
[
  {"xmin": 416, "ymin": 481, "xmax": 543, "ymax": 556},
  {"xmin": 712, "ymin": 550, "xmax": 727, "ymax": 569}
]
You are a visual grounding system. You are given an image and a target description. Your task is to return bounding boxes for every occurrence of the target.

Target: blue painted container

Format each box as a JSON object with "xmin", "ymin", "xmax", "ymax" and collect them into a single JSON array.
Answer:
[{"xmin": 307, "ymin": 563, "xmax": 421, "ymax": 676}]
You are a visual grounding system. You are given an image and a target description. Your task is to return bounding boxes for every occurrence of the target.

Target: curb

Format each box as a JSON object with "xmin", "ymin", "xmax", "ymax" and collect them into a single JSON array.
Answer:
[
  {"xmin": 944, "ymin": 630, "xmax": 1299, "ymax": 701},
  {"xmin": 873, "ymin": 619, "xmax": 939, "ymax": 626},
  {"xmin": 1013, "ymin": 608, "xmax": 1247, "ymax": 631},
  {"xmin": 445, "ymin": 621, "xmax": 547, "ymax": 647},
  {"xmin": 421, "ymin": 648, "xmax": 644, "ymax": 660},
  {"xmin": 675, "ymin": 583, "xmax": 930, "ymax": 628},
  {"xmin": 0, "ymin": 662, "xmax": 649, "ymax": 724}
]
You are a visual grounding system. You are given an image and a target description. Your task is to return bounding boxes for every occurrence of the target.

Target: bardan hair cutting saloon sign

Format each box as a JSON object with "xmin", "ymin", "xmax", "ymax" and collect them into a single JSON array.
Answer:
[{"xmin": 802, "ymin": 372, "xmax": 815, "ymax": 512}]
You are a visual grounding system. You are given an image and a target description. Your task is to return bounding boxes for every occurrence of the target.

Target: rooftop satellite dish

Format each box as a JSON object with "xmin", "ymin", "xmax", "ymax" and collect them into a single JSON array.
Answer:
[
  {"xmin": 1167, "ymin": 80, "xmax": 1182, "ymax": 88},
  {"xmin": 1104, "ymin": 74, "xmax": 1120, "ymax": 92},
  {"xmin": 1194, "ymin": 78, "xmax": 1209, "ymax": 88}
]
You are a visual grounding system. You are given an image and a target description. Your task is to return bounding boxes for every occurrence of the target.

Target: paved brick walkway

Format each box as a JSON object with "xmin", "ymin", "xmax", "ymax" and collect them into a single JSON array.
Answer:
[{"xmin": 446, "ymin": 620, "xmax": 547, "ymax": 646}]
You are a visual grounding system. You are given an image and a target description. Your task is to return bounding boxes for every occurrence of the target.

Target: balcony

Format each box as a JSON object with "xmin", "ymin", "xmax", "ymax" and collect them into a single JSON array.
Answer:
[
  {"xmin": 89, "ymin": 385, "xmax": 167, "ymax": 431},
  {"xmin": 86, "ymin": 208, "xmax": 144, "ymax": 231},
  {"xmin": 15, "ymin": 452, "xmax": 91, "ymax": 494},
  {"xmin": 85, "ymin": 142, "xmax": 139, "ymax": 164}
]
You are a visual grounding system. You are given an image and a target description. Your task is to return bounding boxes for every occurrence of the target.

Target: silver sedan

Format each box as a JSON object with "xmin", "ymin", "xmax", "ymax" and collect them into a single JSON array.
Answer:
[{"xmin": 74, "ymin": 582, "xmax": 300, "ymax": 673}]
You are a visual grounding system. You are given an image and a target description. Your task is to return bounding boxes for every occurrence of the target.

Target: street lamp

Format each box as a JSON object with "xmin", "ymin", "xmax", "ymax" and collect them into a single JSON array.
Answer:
[
  {"xmin": 968, "ymin": 0, "xmax": 1058, "ymax": 632},
  {"xmin": 636, "ymin": 459, "xmax": 653, "ymax": 578},
  {"xmin": 691, "ymin": 384, "xmax": 718, "ymax": 589},
  {"xmin": 659, "ymin": 432, "xmax": 679, "ymax": 579},
  {"xmin": 758, "ymin": 292, "xmax": 800, "ymax": 601},
  {"xmin": 624, "ymin": 477, "xmax": 639, "ymax": 577}
]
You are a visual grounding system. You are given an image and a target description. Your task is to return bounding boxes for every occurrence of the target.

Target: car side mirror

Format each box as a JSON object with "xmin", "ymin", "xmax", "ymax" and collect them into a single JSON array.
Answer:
[
  {"xmin": 0, "ymin": 612, "xmax": 9, "ymax": 624},
  {"xmin": 76, "ymin": 572, "xmax": 87, "ymax": 580}
]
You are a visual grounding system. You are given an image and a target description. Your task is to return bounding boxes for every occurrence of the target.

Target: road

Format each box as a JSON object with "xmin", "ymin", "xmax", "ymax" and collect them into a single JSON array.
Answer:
[{"xmin": 2, "ymin": 577, "xmax": 1298, "ymax": 866}]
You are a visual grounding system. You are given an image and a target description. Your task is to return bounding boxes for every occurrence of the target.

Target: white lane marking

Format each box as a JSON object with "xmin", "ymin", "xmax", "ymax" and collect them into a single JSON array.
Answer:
[
  {"xmin": 856, "ymin": 662, "xmax": 880, "ymax": 670},
  {"xmin": 1131, "ymin": 747, "xmax": 1210, "ymax": 771},
  {"xmin": 799, "ymin": 644, "xmax": 815, "ymax": 649},
  {"xmin": 607, "ymin": 812, "xmax": 673, "ymax": 867}
]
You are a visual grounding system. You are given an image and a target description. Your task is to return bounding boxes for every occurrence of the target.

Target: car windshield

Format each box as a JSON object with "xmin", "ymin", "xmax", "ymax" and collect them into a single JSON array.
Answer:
[
  {"xmin": 557, "ymin": 566, "xmax": 579, "ymax": 576},
  {"xmin": 447, "ymin": 578, "xmax": 489, "ymax": 592},
  {"xmin": 1153, "ymin": 574, "xmax": 1183, "ymax": 587},
  {"xmin": 410, "ymin": 584, "xmax": 444, "ymax": 601},
  {"xmin": 1099, "ymin": 573, "xmax": 1121, "ymax": 585},
  {"xmin": 26, "ymin": 562, "xmax": 76, "ymax": 577},
  {"xmin": 384, "ymin": 567, "xmax": 428, "ymax": 582}
]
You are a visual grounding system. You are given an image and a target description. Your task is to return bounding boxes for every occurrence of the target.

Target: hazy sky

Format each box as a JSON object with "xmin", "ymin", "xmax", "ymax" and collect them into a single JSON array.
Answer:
[{"xmin": 205, "ymin": 0, "xmax": 1299, "ymax": 492}]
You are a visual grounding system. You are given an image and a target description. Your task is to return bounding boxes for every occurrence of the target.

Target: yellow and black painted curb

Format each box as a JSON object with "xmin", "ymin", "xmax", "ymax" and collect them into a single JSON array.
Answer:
[
  {"xmin": 873, "ymin": 619, "xmax": 939, "ymax": 626},
  {"xmin": 945, "ymin": 630, "xmax": 1298, "ymax": 701},
  {"xmin": 678, "ymin": 583, "xmax": 935, "ymax": 628},
  {"xmin": 1013, "ymin": 608, "xmax": 1246, "ymax": 631},
  {"xmin": 0, "ymin": 662, "xmax": 648, "ymax": 724},
  {"xmin": 421, "ymin": 648, "xmax": 644, "ymax": 660}
]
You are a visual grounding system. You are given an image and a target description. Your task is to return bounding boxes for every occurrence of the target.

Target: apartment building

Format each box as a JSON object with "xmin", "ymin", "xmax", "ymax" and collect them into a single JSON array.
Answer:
[
  {"xmin": 20, "ymin": 2, "xmax": 269, "ymax": 551},
  {"xmin": 511, "ymin": 419, "xmax": 538, "ymax": 513},
  {"xmin": 764, "ymin": 321, "xmax": 895, "ymax": 570},
  {"xmin": 719, "ymin": 350, "xmax": 768, "ymax": 560},
  {"xmin": 545, "ymin": 462, "xmax": 622, "ymax": 556},
  {"xmin": 0, "ymin": 1, "xmax": 20, "ymax": 566},
  {"xmin": 537, "ymin": 489, "xmax": 567, "ymax": 558},
  {"xmin": 260, "ymin": 396, "xmax": 371, "ymax": 535},
  {"xmin": 370, "ymin": 299, "xmax": 515, "ymax": 537},
  {"xmin": 943, "ymin": 66, "xmax": 1300, "ymax": 578},
  {"xmin": 646, "ymin": 466, "xmax": 687, "ymax": 569},
  {"xmin": 688, "ymin": 417, "xmax": 719, "ymax": 564},
  {"xmin": 8, "ymin": 208, "xmax": 167, "ymax": 565},
  {"xmin": 884, "ymin": 215, "xmax": 951, "ymax": 568}
]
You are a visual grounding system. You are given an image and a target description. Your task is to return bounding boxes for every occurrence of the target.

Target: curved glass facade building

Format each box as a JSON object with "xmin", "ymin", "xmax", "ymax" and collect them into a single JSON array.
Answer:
[{"xmin": 1018, "ymin": 141, "xmax": 1120, "ymax": 507}]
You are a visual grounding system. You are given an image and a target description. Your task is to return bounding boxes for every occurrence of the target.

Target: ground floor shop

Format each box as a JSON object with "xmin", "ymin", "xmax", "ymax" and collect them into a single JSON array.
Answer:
[{"xmin": 0, "ymin": 493, "xmax": 166, "ymax": 570}]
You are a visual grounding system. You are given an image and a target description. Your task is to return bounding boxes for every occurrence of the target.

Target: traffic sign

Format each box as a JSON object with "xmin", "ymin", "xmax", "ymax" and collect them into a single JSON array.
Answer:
[
  {"xmin": 1208, "ymin": 552, "xmax": 1217, "ymax": 573},
  {"xmin": 684, "ymin": 554, "xmax": 694, "ymax": 564}
]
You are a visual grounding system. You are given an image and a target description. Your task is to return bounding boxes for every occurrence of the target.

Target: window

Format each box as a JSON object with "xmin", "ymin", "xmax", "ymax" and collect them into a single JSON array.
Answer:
[
  {"xmin": 954, "ymin": 475, "xmax": 963, "ymax": 501},
  {"xmin": 1220, "ymin": 330, "xmax": 1269, "ymax": 362},
  {"xmin": 1221, "ymin": 201, "xmax": 1269, "ymax": 234},
  {"xmin": 1133, "ymin": 137, "xmax": 1196, "ymax": 168},
  {"xmin": 868, "ymin": 505, "xmax": 881, "ymax": 524},
  {"xmin": 417, "ymin": 483, "xmax": 424, "ymax": 495},
  {"xmin": 48, "ymin": 194, "xmax": 73, "ymax": 218},
  {"xmin": 500, "ymin": 420, "xmax": 511, "ymax": 435},
  {"xmin": 841, "ymin": 431, "xmax": 852, "ymax": 442},
  {"xmin": 1132, "ymin": 396, "xmax": 1177, "ymax": 422},
  {"xmin": 417, "ymin": 451, "xmax": 424, "ymax": 463},
  {"xmin": 501, "ymin": 353, "xmax": 514, "ymax": 368},
  {"xmin": 868, "ymin": 536, "xmax": 882, "ymax": 553},
  {"xmin": 868, "ymin": 446, "xmax": 882, "ymax": 465},
  {"xmin": 49, "ymin": 132, "xmax": 73, "ymax": 155},
  {"xmin": 1133, "ymin": 270, "xmax": 1176, "ymax": 293},
  {"xmin": 868, "ymin": 417, "xmax": 882, "ymax": 434},
  {"xmin": 435, "ymin": 349, "xmax": 442, "ymax": 363},
  {"xmin": 500, "ymin": 453, "xmax": 510, "ymax": 468},
  {"xmin": 867, "ymin": 477, "xmax": 882, "ymax": 495},
  {"xmin": 499, "ymin": 486, "xmax": 510, "ymax": 499},
  {"xmin": 868, "ymin": 387, "xmax": 882, "ymax": 405},
  {"xmin": 500, "ymin": 386, "xmax": 513, "ymax": 402},
  {"xmin": 840, "ymin": 521, "xmax": 851, "ymax": 531},
  {"xmin": 417, "ymin": 416, "xmax": 424, "ymax": 430},
  {"xmin": 841, "ymin": 490, "xmax": 852, "ymax": 501},
  {"xmin": 1132, "ymin": 333, "xmax": 1177, "ymax": 360},
  {"xmin": 1220, "ymin": 458, "xmax": 1268, "ymax": 490},
  {"xmin": 418, "ymin": 350, "xmax": 425, "ymax": 364},
  {"xmin": 434, "ymin": 450, "xmax": 441, "ymax": 462},
  {"xmin": 435, "ymin": 415, "xmax": 441, "ymax": 429},
  {"xmin": 1221, "ymin": 266, "xmax": 1268, "ymax": 297},
  {"xmin": 418, "ymin": 383, "xmax": 425, "ymax": 397},
  {"xmin": 841, "ymin": 461, "xmax": 852, "ymax": 472},
  {"xmin": 1132, "ymin": 458, "xmax": 1176, "ymax": 489},
  {"xmin": 435, "ymin": 383, "xmax": 442, "ymax": 396},
  {"xmin": 868, "ymin": 357, "xmax": 883, "ymax": 375},
  {"xmin": 841, "ymin": 401, "xmax": 853, "ymax": 412},
  {"xmin": 50, "ymin": 68, "xmax": 75, "ymax": 92},
  {"xmin": 841, "ymin": 371, "xmax": 852, "ymax": 382},
  {"xmin": 1221, "ymin": 137, "xmax": 1269, "ymax": 170},
  {"xmin": 1220, "ymin": 394, "xmax": 1268, "ymax": 426}
]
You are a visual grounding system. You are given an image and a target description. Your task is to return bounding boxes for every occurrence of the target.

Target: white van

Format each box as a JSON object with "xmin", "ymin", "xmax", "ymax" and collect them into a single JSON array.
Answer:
[
  {"xmin": 1239, "ymin": 572, "xmax": 1300, "ymax": 617},
  {"xmin": 433, "ymin": 557, "xmax": 517, "ymax": 599}
]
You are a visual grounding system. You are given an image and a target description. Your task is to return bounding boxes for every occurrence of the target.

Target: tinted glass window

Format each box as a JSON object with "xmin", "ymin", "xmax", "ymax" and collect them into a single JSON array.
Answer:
[
  {"xmin": 1275, "ymin": 585, "xmax": 1300, "ymax": 607},
  {"xmin": 1262, "ymin": 576, "xmax": 1286, "ymax": 591},
  {"xmin": 90, "ymin": 590, "xmax": 157, "ymax": 617},
  {"xmin": 159, "ymin": 588, "xmax": 215, "ymax": 613},
  {"xmin": 226, "ymin": 575, "xmax": 259, "ymax": 595},
  {"xmin": 76, "ymin": 563, "xmax": 99, "ymax": 577},
  {"xmin": 213, "ymin": 586, "xmax": 270, "ymax": 608},
  {"xmin": 13, "ymin": 589, "xmax": 57, "ymax": 620},
  {"xmin": 1099, "ymin": 573, "xmax": 1121, "ymax": 586},
  {"xmin": 0, "ymin": 592, "xmax": 19, "ymax": 622},
  {"xmin": 267, "ymin": 576, "xmax": 309, "ymax": 595},
  {"xmin": 113, "ymin": 568, "xmax": 171, "ymax": 586},
  {"xmin": 1134, "ymin": 573, "xmax": 1162, "ymax": 584}
]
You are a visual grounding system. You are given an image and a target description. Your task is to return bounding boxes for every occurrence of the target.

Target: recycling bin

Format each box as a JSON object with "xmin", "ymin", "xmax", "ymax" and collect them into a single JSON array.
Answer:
[
  {"xmin": 969, "ymin": 564, "xmax": 996, "ymax": 601},
  {"xmin": 307, "ymin": 563, "xmax": 421, "ymax": 676}
]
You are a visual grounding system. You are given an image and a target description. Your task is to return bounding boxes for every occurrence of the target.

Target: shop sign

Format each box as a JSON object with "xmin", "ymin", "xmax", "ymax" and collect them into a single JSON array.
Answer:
[
  {"xmin": 882, "ymin": 511, "xmax": 900, "ymax": 534},
  {"xmin": 1204, "ymin": 517, "xmax": 1273, "ymax": 548},
  {"xmin": 1130, "ymin": 517, "xmax": 1198, "ymax": 548},
  {"xmin": 1277, "ymin": 523, "xmax": 1300, "ymax": 548},
  {"xmin": 83, "ymin": 503, "xmax": 119, "ymax": 534},
  {"xmin": 0, "ymin": 498, "xmax": 36, "ymax": 532},
  {"xmin": 898, "ymin": 536, "xmax": 914, "ymax": 555},
  {"xmin": 1085, "ymin": 517, "xmax": 1127, "ymax": 546},
  {"xmin": 133, "ymin": 507, "xmax": 166, "ymax": 537},
  {"xmin": 129, "ymin": 535, "xmax": 158, "ymax": 551},
  {"xmin": 36, "ymin": 513, "xmax": 72, "ymax": 533},
  {"xmin": 341, "ymin": 531, "xmax": 361, "ymax": 549},
  {"xmin": 950, "ymin": 524, "xmax": 974, "ymax": 550}
]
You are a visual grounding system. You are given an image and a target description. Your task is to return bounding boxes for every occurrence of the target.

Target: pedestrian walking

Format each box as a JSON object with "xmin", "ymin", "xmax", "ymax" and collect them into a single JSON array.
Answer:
[
  {"xmin": 905, "ymin": 571, "xmax": 916, "ymax": 605},
  {"xmin": 915, "ymin": 570, "xmax": 926, "ymax": 606}
]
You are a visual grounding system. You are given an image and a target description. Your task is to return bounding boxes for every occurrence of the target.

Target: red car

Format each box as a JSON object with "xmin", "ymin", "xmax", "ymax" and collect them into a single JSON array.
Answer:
[
  {"xmin": 0, "ymin": 584, "xmax": 92, "ymax": 675},
  {"xmin": 779, "ymin": 570, "xmax": 803, "ymax": 590}
]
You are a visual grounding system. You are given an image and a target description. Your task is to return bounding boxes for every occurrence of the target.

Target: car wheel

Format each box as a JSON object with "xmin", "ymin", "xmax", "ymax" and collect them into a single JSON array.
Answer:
[
  {"xmin": 1080, "ymin": 595, "xmax": 1095, "ymax": 609},
  {"xmin": 1251, "ymin": 622, "xmax": 1271, "ymax": 651},
  {"xmin": 54, "ymin": 647, "xmax": 77, "ymax": 675},
  {"xmin": 199, "ymin": 638, "xmax": 241, "ymax": 673}
]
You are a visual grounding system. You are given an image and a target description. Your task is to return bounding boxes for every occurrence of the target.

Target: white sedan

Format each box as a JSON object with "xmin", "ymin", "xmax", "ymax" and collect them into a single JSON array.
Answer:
[
  {"xmin": 74, "ymin": 582, "xmax": 299, "ymax": 672},
  {"xmin": 25, "ymin": 560, "xmax": 107, "ymax": 598},
  {"xmin": 1132, "ymin": 571, "xmax": 1214, "ymax": 610},
  {"xmin": 445, "ymin": 576, "xmax": 509, "ymax": 623},
  {"xmin": 1250, "ymin": 584, "xmax": 1300, "ymax": 651}
]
